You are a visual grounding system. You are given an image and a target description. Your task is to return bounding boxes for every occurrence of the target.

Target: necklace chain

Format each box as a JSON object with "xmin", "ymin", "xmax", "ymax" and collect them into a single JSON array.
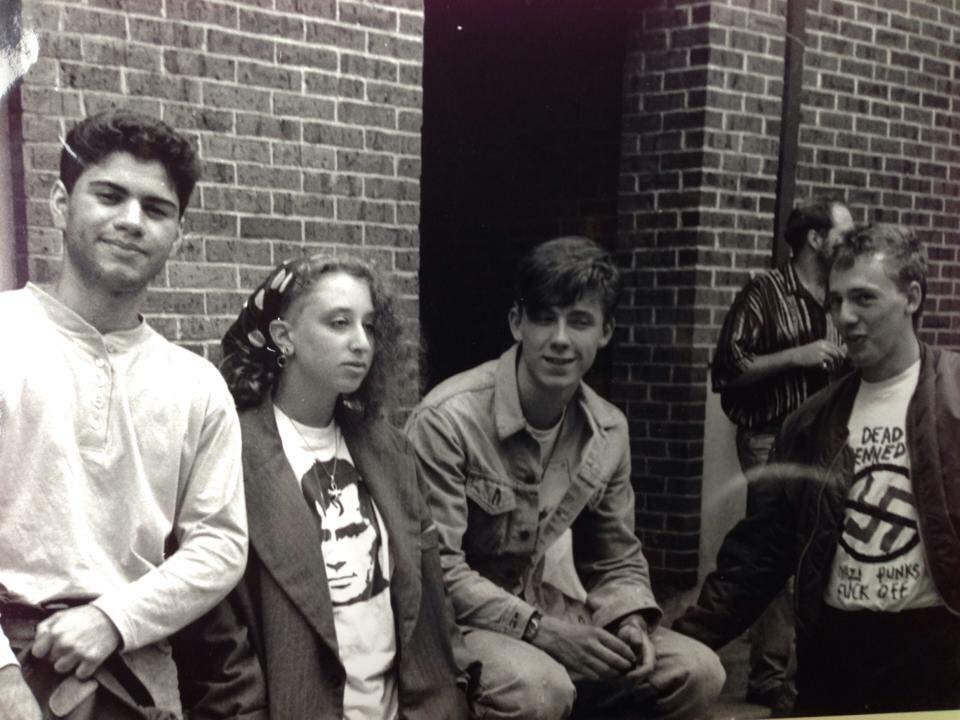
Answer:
[{"xmin": 288, "ymin": 415, "xmax": 341, "ymax": 501}]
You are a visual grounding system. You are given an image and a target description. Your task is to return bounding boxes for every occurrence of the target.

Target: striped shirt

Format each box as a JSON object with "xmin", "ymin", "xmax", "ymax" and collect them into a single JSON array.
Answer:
[{"xmin": 712, "ymin": 263, "xmax": 840, "ymax": 429}]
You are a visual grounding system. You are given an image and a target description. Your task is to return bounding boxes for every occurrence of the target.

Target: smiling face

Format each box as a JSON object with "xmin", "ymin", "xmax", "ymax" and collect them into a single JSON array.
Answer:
[
  {"xmin": 827, "ymin": 252, "xmax": 921, "ymax": 382},
  {"xmin": 51, "ymin": 151, "xmax": 182, "ymax": 295},
  {"xmin": 274, "ymin": 271, "xmax": 376, "ymax": 404},
  {"xmin": 509, "ymin": 290, "xmax": 613, "ymax": 403}
]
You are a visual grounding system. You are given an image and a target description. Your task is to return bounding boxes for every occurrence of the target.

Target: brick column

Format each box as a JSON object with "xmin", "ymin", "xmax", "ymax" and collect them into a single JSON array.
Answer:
[{"xmin": 615, "ymin": 0, "xmax": 786, "ymax": 591}]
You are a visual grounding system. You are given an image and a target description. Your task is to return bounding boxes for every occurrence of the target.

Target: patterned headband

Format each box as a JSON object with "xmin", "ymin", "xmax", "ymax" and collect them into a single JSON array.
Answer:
[{"xmin": 221, "ymin": 257, "xmax": 306, "ymax": 368}]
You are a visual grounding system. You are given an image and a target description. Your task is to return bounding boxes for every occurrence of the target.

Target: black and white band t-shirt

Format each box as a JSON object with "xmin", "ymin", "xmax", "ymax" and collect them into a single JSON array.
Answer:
[
  {"xmin": 274, "ymin": 406, "xmax": 398, "ymax": 720},
  {"xmin": 824, "ymin": 361, "xmax": 941, "ymax": 611}
]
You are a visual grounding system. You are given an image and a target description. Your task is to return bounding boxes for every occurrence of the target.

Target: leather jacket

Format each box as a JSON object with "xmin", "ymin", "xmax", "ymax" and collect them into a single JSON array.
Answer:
[{"xmin": 676, "ymin": 343, "xmax": 960, "ymax": 648}]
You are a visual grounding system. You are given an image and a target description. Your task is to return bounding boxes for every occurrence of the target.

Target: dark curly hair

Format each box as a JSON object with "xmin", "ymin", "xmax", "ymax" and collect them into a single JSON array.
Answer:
[
  {"xmin": 513, "ymin": 236, "xmax": 622, "ymax": 322},
  {"xmin": 220, "ymin": 255, "xmax": 404, "ymax": 418},
  {"xmin": 60, "ymin": 109, "xmax": 200, "ymax": 217}
]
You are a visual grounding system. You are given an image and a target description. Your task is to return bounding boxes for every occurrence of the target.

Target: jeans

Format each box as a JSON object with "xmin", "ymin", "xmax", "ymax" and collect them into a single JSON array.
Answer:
[
  {"xmin": 464, "ymin": 625, "xmax": 725, "ymax": 720},
  {"xmin": 736, "ymin": 425, "xmax": 796, "ymax": 696}
]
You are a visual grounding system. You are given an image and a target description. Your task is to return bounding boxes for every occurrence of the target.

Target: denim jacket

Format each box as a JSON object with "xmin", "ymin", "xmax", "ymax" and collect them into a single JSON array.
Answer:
[{"xmin": 406, "ymin": 345, "xmax": 661, "ymax": 640}]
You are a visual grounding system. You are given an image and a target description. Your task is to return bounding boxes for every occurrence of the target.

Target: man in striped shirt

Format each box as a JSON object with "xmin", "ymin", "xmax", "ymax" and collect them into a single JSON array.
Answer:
[{"xmin": 710, "ymin": 198, "xmax": 854, "ymax": 714}]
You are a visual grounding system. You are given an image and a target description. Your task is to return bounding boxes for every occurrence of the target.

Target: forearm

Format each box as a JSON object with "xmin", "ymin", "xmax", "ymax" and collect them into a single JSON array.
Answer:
[
  {"xmin": 576, "ymin": 458, "xmax": 662, "ymax": 629},
  {"xmin": 440, "ymin": 546, "xmax": 539, "ymax": 638},
  {"xmin": 98, "ymin": 402, "xmax": 247, "ymax": 650},
  {"xmin": 94, "ymin": 520, "xmax": 247, "ymax": 651},
  {"xmin": 722, "ymin": 347, "xmax": 802, "ymax": 389}
]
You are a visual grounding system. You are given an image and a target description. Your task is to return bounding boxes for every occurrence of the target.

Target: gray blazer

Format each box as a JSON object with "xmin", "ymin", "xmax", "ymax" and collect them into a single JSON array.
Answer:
[{"xmin": 176, "ymin": 400, "xmax": 471, "ymax": 719}]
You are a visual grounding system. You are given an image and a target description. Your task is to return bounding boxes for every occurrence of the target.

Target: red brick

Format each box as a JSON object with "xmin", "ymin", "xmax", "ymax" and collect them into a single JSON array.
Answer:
[
  {"xmin": 208, "ymin": 30, "xmax": 274, "ymax": 62},
  {"xmin": 129, "ymin": 18, "xmax": 204, "ymax": 48},
  {"xmin": 237, "ymin": 61, "xmax": 302, "ymax": 91},
  {"xmin": 167, "ymin": 0, "xmax": 238, "ymax": 29},
  {"xmin": 339, "ymin": 1, "xmax": 398, "ymax": 30},
  {"xmin": 240, "ymin": 217, "xmax": 303, "ymax": 241},
  {"xmin": 167, "ymin": 262, "xmax": 238, "ymax": 289},
  {"xmin": 273, "ymin": 92, "xmax": 335, "ymax": 120},
  {"xmin": 239, "ymin": 9, "xmax": 304, "ymax": 39},
  {"xmin": 164, "ymin": 50, "xmax": 236, "ymax": 81},
  {"xmin": 62, "ymin": 7, "xmax": 127, "ymax": 38},
  {"xmin": 204, "ymin": 82, "xmax": 271, "ymax": 113},
  {"xmin": 82, "ymin": 38, "xmax": 162, "ymax": 72},
  {"xmin": 277, "ymin": 0, "xmax": 336, "ymax": 18},
  {"xmin": 277, "ymin": 43, "xmax": 338, "ymax": 71}
]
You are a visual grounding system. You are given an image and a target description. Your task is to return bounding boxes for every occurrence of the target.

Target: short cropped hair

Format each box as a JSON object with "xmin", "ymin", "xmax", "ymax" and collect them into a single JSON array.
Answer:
[
  {"xmin": 60, "ymin": 109, "xmax": 200, "ymax": 217},
  {"xmin": 784, "ymin": 198, "xmax": 845, "ymax": 254},
  {"xmin": 832, "ymin": 223, "xmax": 928, "ymax": 321},
  {"xmin": 513, "ymin": 236, "xmax": 622, "ymax": 322}
]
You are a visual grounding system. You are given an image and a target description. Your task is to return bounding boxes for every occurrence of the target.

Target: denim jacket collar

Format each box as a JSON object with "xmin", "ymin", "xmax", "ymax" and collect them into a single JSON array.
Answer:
[{"xmin": 494, "ymin": 344, "xmax": 621, "ymax": 442}]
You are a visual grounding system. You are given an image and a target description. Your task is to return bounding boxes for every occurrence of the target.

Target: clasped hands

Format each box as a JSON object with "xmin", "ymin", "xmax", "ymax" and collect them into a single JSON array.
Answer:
[
  {"xmin": 532, "ymin": 612, "xmax": 655, "ymax": 683},
  {"xmin": 0, "ymin": 605, "xmax": 120, "ymax": 720}
]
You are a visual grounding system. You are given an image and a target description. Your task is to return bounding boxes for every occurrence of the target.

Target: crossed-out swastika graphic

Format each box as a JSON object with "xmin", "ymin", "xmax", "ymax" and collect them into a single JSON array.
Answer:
[{"xmin": 838, "ymin": 463, "xmax": 920, "ymax": 564}]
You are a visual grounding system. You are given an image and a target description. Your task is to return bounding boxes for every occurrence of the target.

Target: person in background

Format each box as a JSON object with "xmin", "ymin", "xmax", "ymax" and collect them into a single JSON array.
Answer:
[
  {"xmin": 178, "ymin": 255, "xmax": 471, "ymax": 720},
  {"xmin": 708, "ymin": 198, "xmax": 854, "ymax": 714},
  {"xmin": 677, "ymin": 224, "xmax": 960, "ymax": 716},
  {"xmin": 0, "ymin": 109, "xmax": 247, "ymax": 719},
  {"xmin": 406, "ymin": 236, "xmax": 724, "ymax": 720}
]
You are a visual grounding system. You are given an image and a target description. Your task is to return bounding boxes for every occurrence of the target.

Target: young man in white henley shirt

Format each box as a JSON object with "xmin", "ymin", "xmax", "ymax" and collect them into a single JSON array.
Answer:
[{"xmin": 0, "ymin": 110, "xmax": 249, "ymax": 719}]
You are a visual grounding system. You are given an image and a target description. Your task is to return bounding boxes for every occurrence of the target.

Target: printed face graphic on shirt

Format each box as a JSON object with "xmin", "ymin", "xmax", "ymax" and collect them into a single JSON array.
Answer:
[{"xmin": 304, "ymin": 462, "xmax": 385, "ymax": 606}]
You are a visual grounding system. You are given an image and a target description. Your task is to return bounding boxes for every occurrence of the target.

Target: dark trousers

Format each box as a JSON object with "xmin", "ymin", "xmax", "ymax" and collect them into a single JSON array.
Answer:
[
  {"xmin": 736, "ymin": 425, "xmax": 795, "ymax": 695},
  {"xmin": 796, "ymin": 605, "xmax": 960, "ymax": 716}
]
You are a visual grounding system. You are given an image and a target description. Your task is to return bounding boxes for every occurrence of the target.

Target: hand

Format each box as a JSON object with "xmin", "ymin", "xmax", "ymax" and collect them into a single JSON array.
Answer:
[
  {"xmin": 31, "ymin": 605, "xmax": 121, "ymax": 680},
  {"xmin": 794, "ymin": 340, "xmax": 845, "ymax": 372},
  {"xmin": 615, "ymin": 615, "xmax": 656, "ymax": 681},
  {"xmin": 0, "ymin": 665, "xmax": 42, "ymax": 720},
  {"xmin": 531, "ymin": 616, "xmax": 636, "ymax": 682}
]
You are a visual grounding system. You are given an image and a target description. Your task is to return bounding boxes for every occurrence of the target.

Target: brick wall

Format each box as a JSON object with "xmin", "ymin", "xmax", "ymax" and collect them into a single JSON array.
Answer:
[
  {"xmin": 10, "ymin": 0, "xmax": 424, "ymax": 405},
  {"xmin": 616, "ymin": 0, "xmax": 960, "ymax": 591},
  {"xmin": 798, "ymin": 0, "xmax": 960, "ymax": 347}
]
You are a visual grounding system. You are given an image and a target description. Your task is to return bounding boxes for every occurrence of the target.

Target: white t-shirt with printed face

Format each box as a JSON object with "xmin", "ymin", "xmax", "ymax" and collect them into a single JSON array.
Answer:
[
  {"xmin": 824, "ymin": 361, "xmax": 942, "ymax": 611},
  {"xmin": 274, "ymin": 406, "xmax": 398, "ymax": 720}
]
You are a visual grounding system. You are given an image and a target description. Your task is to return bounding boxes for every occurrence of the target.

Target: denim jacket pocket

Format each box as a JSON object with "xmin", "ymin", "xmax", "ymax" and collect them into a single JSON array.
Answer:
[
  {"xmin": 465, "ymin": 472, "xmax": 517, "ymax": 514},
  {"xmin": 463, "ymin": 471, "xmax": 517, "ymax": 560}
]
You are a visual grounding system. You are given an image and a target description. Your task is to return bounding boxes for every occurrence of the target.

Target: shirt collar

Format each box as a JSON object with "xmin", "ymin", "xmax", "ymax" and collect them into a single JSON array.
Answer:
[
  {"xmin": 27, "ymin": 282, "xmax": 152, "ymax": 349},
  {"xmin": 493, "ymin": 343, "xmax": 619, "ymax": 441}
]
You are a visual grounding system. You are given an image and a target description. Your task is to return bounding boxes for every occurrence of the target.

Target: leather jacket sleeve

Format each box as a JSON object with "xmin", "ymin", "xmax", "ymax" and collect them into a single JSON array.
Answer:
[{"xmin": 674, "ymin": 454, "xmax": 801, "ymax": 649}]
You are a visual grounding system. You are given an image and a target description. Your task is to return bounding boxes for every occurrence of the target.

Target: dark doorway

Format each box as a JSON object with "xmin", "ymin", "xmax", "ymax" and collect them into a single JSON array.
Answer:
[{"xmin": 419, "ymin": 0, "xmax": 629, "ymax": 389}]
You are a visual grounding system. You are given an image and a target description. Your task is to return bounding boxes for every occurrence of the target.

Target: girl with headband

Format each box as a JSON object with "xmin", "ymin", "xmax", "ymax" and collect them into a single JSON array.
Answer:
[{"xmin": 179, "ymin": 255, "xmax": 471, "ymax": 719}]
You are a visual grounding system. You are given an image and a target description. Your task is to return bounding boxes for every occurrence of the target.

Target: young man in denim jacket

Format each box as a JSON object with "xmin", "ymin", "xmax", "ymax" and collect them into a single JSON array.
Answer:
[{"xmin": 406, "ymin": 237, "xmax": 724, "ymax": 720}]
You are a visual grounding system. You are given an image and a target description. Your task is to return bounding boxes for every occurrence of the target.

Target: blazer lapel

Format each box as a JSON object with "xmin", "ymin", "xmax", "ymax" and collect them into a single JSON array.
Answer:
[
  {"xmin": 340, "ymin": 411, "xmax": 422, "ymax": 648},
  {"xmin": 240, "ymin": 402, "xmax": 340, "ymax": 657}
]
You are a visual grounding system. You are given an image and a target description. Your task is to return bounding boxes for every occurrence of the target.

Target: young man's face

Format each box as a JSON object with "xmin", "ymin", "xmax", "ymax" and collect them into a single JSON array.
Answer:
[
  {"xmin": 827, "ymin": 252, "xmax": 921, "ymax": 382},
  {"xmin": 51, "ymin": 151, "xmax": 182, "ymax": 295},
  {"xmin": 509, "ymin": 291, "xmax": 613, "ymax": 399}
]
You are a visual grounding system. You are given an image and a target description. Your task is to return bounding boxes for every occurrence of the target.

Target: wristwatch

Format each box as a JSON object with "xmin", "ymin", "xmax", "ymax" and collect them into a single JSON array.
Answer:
[{"xmin": 522, "ymin": 610, "xmax": 542, "ymax": 642}]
